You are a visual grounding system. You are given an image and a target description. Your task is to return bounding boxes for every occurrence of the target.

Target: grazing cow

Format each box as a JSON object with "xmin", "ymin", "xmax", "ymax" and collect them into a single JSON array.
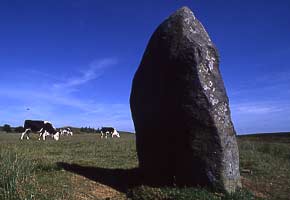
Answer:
[
  {"xmin": 100, "ymin": 127, "xmax": 120, "ymax": 138},
  {"xmin": 20, "ymin": 120, "xmax": 60, "ymax": 141},
  {"xmin": 60, "ymin": 127, "xmax": 73, "ymax": 136}
]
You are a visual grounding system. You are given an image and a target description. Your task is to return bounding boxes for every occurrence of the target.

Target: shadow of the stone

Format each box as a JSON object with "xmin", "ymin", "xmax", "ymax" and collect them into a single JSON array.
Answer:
[{"xmin": 57, "ymin": 162, "xmax": 142, "ymax": 193}]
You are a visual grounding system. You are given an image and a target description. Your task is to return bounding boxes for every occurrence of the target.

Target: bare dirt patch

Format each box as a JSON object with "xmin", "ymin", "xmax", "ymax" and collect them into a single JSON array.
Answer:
[
  {"xmin": 241, "ymin": 176, "xmax": 268, "ymax": 199},
  {"xmin": 71, "ymin": 173, "xmax": 127, "ymax": 200}
]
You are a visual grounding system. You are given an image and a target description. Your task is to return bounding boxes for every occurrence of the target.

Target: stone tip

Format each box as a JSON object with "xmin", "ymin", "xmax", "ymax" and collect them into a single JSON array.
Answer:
[
  {"xmin": 176, "ymin": 6, "xmax": 194, "ymax": 15},
  {"xmin": 178, "ymin": 6, "xmax": 191, "ymax": 12},
  {"xmin": 168, "ymin": 6, "xmax": 196, "ymax": 21}
]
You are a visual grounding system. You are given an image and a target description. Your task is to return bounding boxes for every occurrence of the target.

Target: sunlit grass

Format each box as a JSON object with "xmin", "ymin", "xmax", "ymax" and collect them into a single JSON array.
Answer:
[{"xmin": 0, "ymin": 132, "xmax": 289, "ymax": 199}]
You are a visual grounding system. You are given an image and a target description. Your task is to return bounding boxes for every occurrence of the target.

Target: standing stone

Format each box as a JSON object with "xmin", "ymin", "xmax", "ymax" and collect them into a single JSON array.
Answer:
[{"xmin": 130, "ymin": 6, "xmax": 241, "ymax": 192}]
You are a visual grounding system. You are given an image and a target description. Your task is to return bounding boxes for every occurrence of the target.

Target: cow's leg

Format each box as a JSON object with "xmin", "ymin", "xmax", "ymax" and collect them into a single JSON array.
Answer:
[
  {"xmin": 42, "ymin": 131, "xmax": 47, "ymax": 140},
  {"xmin": 20, "ymin": 130, "xmax": 26, "ymax": 140},
  {"xmin": 38, "ymin": 128, "xmax": 44, "ymax": 140},
  {"xmin": 26, "ymin": 130, "xmax": 31, "ymax": 140},
  {"xmin": 101, "ymin": 131, "xmax": 104, "ymax": 138},
  {"xmin": 20, "ymin": 128, "xmax": 25, "ymax": 140},
  {"xmin": 20, "ymin": 129, "xmax": 30, "ymax": 140},
  {"xmin": 44, "ymin": 131, "xmax": 50, "ymax": 140},
  {"xmin": 37, "ymin": 128, "xmax": 43, "ymax": 133}
]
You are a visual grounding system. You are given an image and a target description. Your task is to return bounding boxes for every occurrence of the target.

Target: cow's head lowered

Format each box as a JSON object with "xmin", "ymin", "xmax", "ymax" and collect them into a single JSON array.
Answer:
[
  {"xmin": 52, "ymin": 132, "xmax": 60, "ymax": 141},
  {"xmin": 44, "ymin": 121, "xmax": 60, "ymax": 141}
]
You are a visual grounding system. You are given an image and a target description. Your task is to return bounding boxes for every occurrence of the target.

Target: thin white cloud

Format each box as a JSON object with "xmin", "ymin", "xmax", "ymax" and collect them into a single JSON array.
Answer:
[
  {"xmin": 0, "ymin": 57, "xmax": 135, "ymax": 131},
  {"xmin": 0, "ymin": 86, "xmax": 121, "ymax": 114},
  {"xmin": 232, "ymin": 104, "xmax": 278, "ymax": 114},
  {"xmin": 230, "ymin": 100, "xmax": 290, "ymax": 134},
  {"xmin": 231, "ymin": 101, "xmax": 287, "ymax": 115},
  {"xmin": 228, "ymin": 69, "xmax": 290, "ymax": 98},
  {"xmin": 0, "ymin": 87, "xmax": 133, "ymax": 130},
  {"xmin": 230, "ymin": 99, "xmax": 290, "ymax": 134},
  {"xmin": 53, "ymin": 58, "xmax": 117, "ymax": 89}
]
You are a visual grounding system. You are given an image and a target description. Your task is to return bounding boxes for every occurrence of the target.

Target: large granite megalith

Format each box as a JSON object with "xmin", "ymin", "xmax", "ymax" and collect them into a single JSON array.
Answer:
[{"xmin": 130, "ymin": 7, "xmax": 241, "ymax": 192}]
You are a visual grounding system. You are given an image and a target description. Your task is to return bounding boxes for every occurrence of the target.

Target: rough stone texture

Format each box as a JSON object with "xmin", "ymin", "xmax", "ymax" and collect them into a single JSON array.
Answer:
[{"xmin": 130, "ymin": 6, "xmax": 241, "ymax": 192}]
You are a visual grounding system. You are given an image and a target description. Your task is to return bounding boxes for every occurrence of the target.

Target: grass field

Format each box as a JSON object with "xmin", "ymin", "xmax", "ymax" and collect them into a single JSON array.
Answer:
[{"xmin": 0, "ymin": 132, "xmax": 289, "ymax": 200}]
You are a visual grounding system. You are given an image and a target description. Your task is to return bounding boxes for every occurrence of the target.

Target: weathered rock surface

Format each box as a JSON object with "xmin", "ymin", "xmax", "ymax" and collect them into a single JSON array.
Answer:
[{"xmin": 130, "ymin": 6, "xmax": 241, "ymax": 192}]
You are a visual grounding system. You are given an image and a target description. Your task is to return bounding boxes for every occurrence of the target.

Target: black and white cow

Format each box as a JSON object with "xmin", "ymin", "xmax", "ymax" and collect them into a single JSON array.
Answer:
[
  {"xmin": 20, "ymin": 120, "xmax": 60, "ymax": 141},
  {"xmin": 100, "ymin": 127, "xmax": 120, "ymax": 138},
  {"xmin": 60, "ymin": 127, "xmax": 73, "ymax": 136}
]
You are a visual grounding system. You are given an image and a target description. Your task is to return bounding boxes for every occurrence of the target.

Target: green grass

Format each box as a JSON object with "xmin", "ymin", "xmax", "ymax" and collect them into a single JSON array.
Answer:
[
  {"xmin": 238, "ymin": 133, "xmax": 290, "ymax": 200},
  {"xmin": 128, "ymin": 186, "xmax": 255, "ymax": 200},
  {"xmin": 0, "ymin": 149, "xmax": 35, "ymax": 200},
  {"xmin": 0, "ymin": 132, "xmax": 289, "ymax": 199},
  {"xmin": 0, "ymin": 133, "xmax": 137, "ymax": 200}
]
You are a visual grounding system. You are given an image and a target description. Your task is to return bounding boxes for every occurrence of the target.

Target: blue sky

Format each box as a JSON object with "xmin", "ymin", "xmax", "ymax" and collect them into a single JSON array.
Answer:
[{"xmin": 0, "ymin": 0, "xmax": 289, "ymax": 134}]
